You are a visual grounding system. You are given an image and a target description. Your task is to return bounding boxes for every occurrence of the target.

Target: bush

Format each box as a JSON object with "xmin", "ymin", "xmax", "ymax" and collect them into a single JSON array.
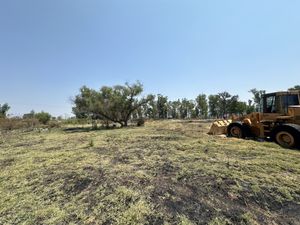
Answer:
[
  {"xmin": 0, "ymin": 103, "xmax": 10, "ymax": 118},
  {"xmin": 137, "ymin": 118, "xmax": 145, "ymax": 126},
  {"xmin": 35, "ymin": 112, "xmax": 51, "ymax": 125}
]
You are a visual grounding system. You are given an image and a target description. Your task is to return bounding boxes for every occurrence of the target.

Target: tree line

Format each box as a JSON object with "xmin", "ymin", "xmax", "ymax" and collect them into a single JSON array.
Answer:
[
  {"xmin": 1, "ymin": 84, "xmax": 299, "ymax": 128},
  {"xmin": 72, "ymin": 82, "xmax": 300, "ymax": 127}
]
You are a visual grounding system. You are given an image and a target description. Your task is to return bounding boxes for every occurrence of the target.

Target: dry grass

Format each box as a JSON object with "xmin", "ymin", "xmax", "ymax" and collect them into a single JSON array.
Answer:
[{"xmin": 0, "ymin": 120, "xmax": 299, "ymax": 224}]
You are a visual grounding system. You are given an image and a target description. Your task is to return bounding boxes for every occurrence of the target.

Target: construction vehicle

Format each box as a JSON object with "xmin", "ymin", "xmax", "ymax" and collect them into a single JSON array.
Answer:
[{"xmin": 208, "ymin": 91, "xmax": 300, "ymax": 149}]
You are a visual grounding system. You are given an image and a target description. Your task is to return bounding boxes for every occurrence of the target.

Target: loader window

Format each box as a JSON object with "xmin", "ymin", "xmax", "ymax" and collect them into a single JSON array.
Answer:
[
  {"xmin": 265, "ymin": 96, "xmax": 276, "ymax": 113},
  {"xmin": 282, "ymin": 95, "xmax": 299, "ymax": 113},
  {"xmin": 284, "ymin": 95, "xmax": 299, "ymax": 105}
]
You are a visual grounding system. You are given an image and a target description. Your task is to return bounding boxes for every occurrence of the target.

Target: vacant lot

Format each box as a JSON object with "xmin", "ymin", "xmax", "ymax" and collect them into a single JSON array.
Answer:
[{"xmin": 0, "ymin": 120, "xmax": 299, "ymax": 225}]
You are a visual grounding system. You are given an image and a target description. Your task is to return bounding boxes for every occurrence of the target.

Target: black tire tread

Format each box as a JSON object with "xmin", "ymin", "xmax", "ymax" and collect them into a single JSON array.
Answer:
[
  {"xmin": 271, "ymin": 123, "xmax": 300, "ymax": 149},
  {"xmin": 227, "ymin": 122, "xmax": 251, "ymax": 139}
]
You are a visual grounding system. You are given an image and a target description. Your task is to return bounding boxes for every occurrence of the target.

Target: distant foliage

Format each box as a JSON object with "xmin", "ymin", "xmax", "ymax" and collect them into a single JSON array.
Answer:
[
  {"xmin": 207, "ymin": 92, "xmax": 255, "ymax": 119},
  {"xmin": 157, "ymin": 95, "xmax": 168, "ymax": 119},
  {"xmin": 249, "ymin": 89, "xmax": 266, "ymax": 112},
  {"xmin": 288, "ymin": 85, "xmax": 300, "ymax": 91},
  {"xmin": 208, "ymin": 95, "xmax": 221, "ymax": 118},
  {"xmin": 0, "ymin": 103, "xmax": 10, "ymax": 118},
  {"xmin": 129, "ymin": 90, "xmax": 255, "ymax": 120},
  {"xmin": 73, "ymin": 81, "xmax": 153, "ymax": 127},
  {"xmin": 35, "ymin": 112, "xmax": 52, "ymax": 125},
  {"xmin": 196, "ymin": 94, "xmax": 208, "ymax": 119},
  {"xmin": 73, "ymin": 81, "xmax": 227, "ymax": 124}
]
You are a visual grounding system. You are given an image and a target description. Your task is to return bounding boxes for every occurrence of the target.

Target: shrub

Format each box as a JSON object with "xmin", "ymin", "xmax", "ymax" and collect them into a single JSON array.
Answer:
[
  {"xmin": 137, "ymin": 118, "xmax": 145, "ymax": 126},
  {"xmin": 0, "ymin": 103, "xmax": 10, "ymax": 118},
  {"xmin": 88, "ymin": 139, "xmax": 94, "ymax": 147},
  {"xmin": 35, "ymin": 112, "xmax": 51, "ymax": 125}
]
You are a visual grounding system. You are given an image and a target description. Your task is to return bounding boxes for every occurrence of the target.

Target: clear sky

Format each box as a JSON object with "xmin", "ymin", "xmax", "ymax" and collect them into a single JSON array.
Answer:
[{"xmin": 1, "ymin": 0, "xmax": 300, "ymax": 117}]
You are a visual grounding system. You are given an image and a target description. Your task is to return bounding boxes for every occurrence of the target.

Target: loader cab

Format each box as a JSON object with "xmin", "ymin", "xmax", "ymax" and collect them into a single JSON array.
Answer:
[{"xmin": 262, "ymin": 91, "xmax": 300, "ymax": 114}]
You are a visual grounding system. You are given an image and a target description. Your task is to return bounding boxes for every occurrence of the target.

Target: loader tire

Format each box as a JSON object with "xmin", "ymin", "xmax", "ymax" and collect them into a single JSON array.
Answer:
[
  {"xmin": 227, "ymin": 122, "xmax": 250, "ymax": 139},
  {"xmin": 272, "ymin": 124, "xmax": 300, "ymax": 149}
]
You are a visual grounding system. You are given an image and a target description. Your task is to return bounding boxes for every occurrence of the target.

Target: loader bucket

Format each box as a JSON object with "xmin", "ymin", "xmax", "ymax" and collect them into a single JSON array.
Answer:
[{"xmin": 208, "ymin": 119, "xmax": 232, "ymax": 135}]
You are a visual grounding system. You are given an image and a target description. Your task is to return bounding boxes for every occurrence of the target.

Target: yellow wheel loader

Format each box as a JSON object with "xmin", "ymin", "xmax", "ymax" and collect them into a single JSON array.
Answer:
[{"xmin": 208, "ymin": 91, "xmax": 300, "ymax": 149}]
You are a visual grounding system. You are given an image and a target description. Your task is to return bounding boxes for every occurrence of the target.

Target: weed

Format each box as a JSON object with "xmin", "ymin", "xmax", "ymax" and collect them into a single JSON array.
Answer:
[{"xmin": 88, "ymin": 139, "xmax": 94, "ymax": 148}]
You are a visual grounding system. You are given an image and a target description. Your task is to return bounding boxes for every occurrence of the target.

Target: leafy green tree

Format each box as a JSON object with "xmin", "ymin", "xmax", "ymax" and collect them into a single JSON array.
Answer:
[
  {"xmin": 246, "ymin": 100, "xmax": 255, "ymax": 114},
  {"xmin": 157, "ymin": 95, "xmax": 168, "ymax": 119},
  {"xmin": 218, "ymin": 92, "xmax": 232, "ymax": 117},
  {"xmin": 168, "ymin": 100, "xmax": 181, "ymax": 119},
  {"xmin": 144, "ymin": 96, "xmax": 158, "ymax": 119},
  {"xmin": 227, "ymin": 95, "xmax": 240, "ymax": 114},
  {"xmin": 35, "ymin": 111, "xmax": 51, "ymax": 124},
  {"xmin": 249, "ymin": 89, "xmax": 266, "ymax": 111},
  {"xmin": 73, "ymin": 82, "xmax": 153, "ymax": 127},
  {"xmin": 0, "ymin": 103, "xmax": 10, "ymax": 118},
  {"xmin": 179, "ymin": 99, "xmax": 195, "ymax": 119},
  {"xmin": 236, "ymin": 101, "xmax": 248, "ymax": 115},
  {"xmin": 288, "ymin": 85, "xmax": 300, "ymax": 91},
  {"xmin": 179, "ymin": 99, "xmax": 187, "ymax": 119},
  {"xmin": 208, "ymin": 95, "xmax": 220, "ymax": 118},
  {"xmin": 196, "ymin": 94, "xmax": 208, "ymax": 119},
  {"xmin": 190, "ymin": 101, "xmax": 197, "ymax": 119}
]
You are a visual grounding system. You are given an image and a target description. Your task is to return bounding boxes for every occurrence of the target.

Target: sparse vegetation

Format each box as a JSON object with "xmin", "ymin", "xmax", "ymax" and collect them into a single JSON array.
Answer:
[
  {"xmin": 34, "ymin": 111, "xmax": 52, "ymax": 125},
  {"xmin": 0, "ymin": 103, "xmax": 10, "ymax": 118},
  {"xmin": 289, "ymin": 85, "xmax": 300, "ymax": 91},
  {"xmin": 0, "ymin": 118, "xmax": 40, "ymax": 131},
  {"xmin": 1, "ymin": 120, "xmax": 299, "ymax": 224}
]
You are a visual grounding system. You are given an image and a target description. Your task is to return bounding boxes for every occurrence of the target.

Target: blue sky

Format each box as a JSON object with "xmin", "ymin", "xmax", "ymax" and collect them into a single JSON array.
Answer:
[{"xmin": 1, "ymin": 0, "xmax": 299, "ymax": 117}]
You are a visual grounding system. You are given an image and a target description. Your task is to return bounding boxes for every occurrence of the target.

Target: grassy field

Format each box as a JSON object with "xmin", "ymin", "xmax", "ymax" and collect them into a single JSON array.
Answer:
[{"xmin": 0, "ymin": 120, "xmax": 299, "ymax": 225}]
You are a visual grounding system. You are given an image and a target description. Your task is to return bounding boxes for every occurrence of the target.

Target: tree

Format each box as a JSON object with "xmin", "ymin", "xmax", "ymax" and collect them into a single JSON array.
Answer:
[
  {"xmin": 227, "ymin": 95, "xmax": 239, "ymax": 114},
  {"xmin": 73, "ymin": 82, "xmax": 153, "ymax": 127},
  {"xmin": 249, "ymin": 89, "xmax": 266, "ymax": 111},
  {"xmin": 246, "ymin": 100, "xmax": 255, "ymax": 114},
  {"xmin": 35, "ymin": 111, "xmax": 51, "ymax": 124},
  {"xmin": 179, "ymin": 99, "xmax": 195, "ymax": 119},
  {"xmin": 288, "ymin": 85, "xmax": 300, "ymax": 91},
  {"xmin": 189, "ymin": 101, "xmax": 197, "ymax": 119},
  {"xmin": 141, "ymin": 98, "xmax": 156, "ymax": 119},
  {"xmin": 208, "ymin": 95, "xmax": 220, "ymax": 118},
  {"xmin": 231, "ymin": 101, "xmax": 248, "ymax": 115},
  {"xmin": 0, "ymin": 103, "xmax": 10, "ymax": 118},
  {"xmin": 168, "ymin": 100, "xmax": 181, "ymax": 119},
  {"xmin": 196, "ymin": 94, "xmax": 208, "ymax": 119},
  {"xmin": 218, "ymin": 92, "xmax": 232, "ymax": 117},
  {"xmin": 157, "ymin": 95, "xmax": 168, "ymax": 119}
]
